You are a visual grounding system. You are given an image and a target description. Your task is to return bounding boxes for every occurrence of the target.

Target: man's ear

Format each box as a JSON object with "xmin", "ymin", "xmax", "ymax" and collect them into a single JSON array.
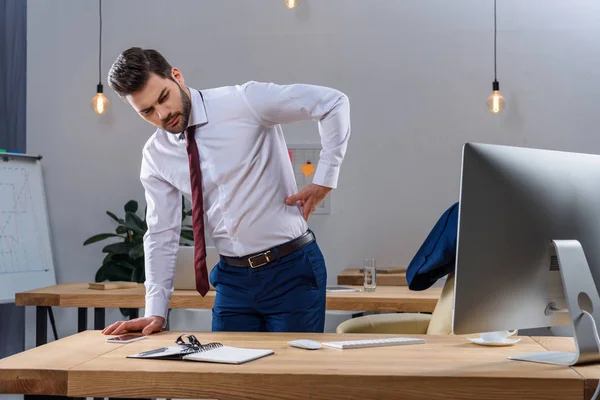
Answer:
[{"xmin": 171, "ymin": 68, "xmax": 185, "ymax": 86}]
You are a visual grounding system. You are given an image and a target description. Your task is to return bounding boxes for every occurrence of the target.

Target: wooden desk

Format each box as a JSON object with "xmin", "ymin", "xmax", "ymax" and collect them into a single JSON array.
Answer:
[
  {"xmin": 533, "ymin": 336, "xmax": 600, "ymax": 400},
  {"xmin": 337, "ymin": 268, "xmax": 408, "ymax": 286},
  {"xmin": 15, "ymin": 283, "xmax": 441, "ymax": 346},
  {"xmin": 0, "ymin": 331, "xmax": 585, "ymax": 400}
]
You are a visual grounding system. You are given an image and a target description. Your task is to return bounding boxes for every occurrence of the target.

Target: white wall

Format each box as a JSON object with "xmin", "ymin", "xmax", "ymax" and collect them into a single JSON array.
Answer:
[{"xmin": 23, "ymin": 0, "xmax": 600, "ymax": 346}]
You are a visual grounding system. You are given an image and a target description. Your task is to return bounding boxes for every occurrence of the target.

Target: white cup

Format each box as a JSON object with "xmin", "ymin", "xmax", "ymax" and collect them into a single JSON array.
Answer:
[{"xmin": 480, "ymin": 330, "xmax": 517, "ymax": 342}]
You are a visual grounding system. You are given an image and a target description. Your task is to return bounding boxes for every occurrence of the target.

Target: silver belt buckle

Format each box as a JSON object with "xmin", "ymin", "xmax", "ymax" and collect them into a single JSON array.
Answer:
[{"xmin": 248, "ymin": 251, "xmax": 272, "ymax": 268}]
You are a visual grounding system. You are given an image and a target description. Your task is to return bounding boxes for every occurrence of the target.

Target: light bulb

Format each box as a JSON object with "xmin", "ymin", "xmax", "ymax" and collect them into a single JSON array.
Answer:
[
  {"xmin": 301, "ymin": 161, "xmax": 315, "ymax": 177},
  {"xmin": 91, "ymin": 84, "xmax": 110, "ymax": 115},
  {"xmin": 487, "ymin": 91, "xmax": 505, "ymax": 114},
  {"xmin": 284, "ymin": 0, "xmax": 297, "ymax": 9},
  {"xmin": 486, "ymin": 81, "xmax": 505, "ymax": 114}
]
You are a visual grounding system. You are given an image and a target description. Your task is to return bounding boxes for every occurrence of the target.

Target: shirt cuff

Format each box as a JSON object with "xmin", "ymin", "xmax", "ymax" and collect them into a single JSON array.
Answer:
[
  {"xmin": 313, "ymin": 161, "xmax": 340, "ymax": 189},
  {"xmin": 144, "ymin": 292, "xmax": 170, "ymax": 328}
]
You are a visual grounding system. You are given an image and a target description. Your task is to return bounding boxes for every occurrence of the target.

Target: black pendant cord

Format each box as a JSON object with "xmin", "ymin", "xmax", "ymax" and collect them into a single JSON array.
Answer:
[
  {"xmin": 98, "ymin": 0, "xmax": 103, "ymax": 87},
  {"xmin": 493, "ymin": 0, "xmax": 498, "ymax": 87}
]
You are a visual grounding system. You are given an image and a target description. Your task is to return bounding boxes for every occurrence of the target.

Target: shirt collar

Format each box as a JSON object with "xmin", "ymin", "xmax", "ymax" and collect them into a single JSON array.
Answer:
[{"xmin": 177, "ymin": 87, "xmax": 208, "ymax": 140}]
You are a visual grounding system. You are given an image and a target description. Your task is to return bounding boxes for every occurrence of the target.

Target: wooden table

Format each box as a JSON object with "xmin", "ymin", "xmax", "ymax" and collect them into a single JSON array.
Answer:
[
  {"xmin": 337, "ymin": 268, "xmax": 408, "ymax": 286},
  {"xmin": 533, "ymin": 336, "xmax": 600, "ymax": 400},
  {"xmin": 0, "ymin": 330, "xmax": 586, "ymax": 400},
  {"xmin": 15, "ymin": 283, "xmax": 441, "ymax": 346}
]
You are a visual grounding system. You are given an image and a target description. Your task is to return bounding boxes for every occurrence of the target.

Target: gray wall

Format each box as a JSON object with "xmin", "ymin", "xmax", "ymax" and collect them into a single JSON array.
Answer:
[{"xmin": 18, "ymin": 0, "xmax": 600, "ymax": 353}]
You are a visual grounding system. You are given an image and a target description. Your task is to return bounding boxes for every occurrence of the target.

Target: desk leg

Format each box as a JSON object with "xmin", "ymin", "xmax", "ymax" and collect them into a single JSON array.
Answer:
[
  {"xmin": 93, "ymin": 308, "xmax": 106, "ymax": 400},
  {"xmin": 48, "ymin": 307, "xmax": 59, "ymax": 340},
  {"xmin": 25, "ymin": 308, "xmax": 51, "ymax": 400},
  {"xmin": 69, "ymin": 309, "xmax": 89, "ymax": 400},
  {"xmin": 94, "ymin": 308, "xmax": 105, "ymax": 330},
  {"xmin": 78, "ymin": 308, "xmax": 88, "ymax": 332},
  {"xmin": 36, "ymin": 306, "xmax": 48, "ymax": 346}
]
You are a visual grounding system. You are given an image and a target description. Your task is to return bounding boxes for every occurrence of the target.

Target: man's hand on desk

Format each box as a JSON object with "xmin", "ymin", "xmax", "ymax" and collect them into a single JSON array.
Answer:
[
  {"xmin": 285, "ymin": 183, "xmax": 332, "ymax": 221},
  {"xmin": 101, "ymin": 316, "xmax": 165, "ymax": 336}
]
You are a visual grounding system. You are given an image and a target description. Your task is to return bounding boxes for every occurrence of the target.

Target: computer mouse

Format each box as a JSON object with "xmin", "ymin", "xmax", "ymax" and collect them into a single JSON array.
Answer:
[{"xmin": 288, "ymin": 339, "xmax": 322, "ymax": 350}]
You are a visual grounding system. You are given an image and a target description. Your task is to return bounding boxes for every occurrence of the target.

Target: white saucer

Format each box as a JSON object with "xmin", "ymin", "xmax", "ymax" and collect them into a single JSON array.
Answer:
[{"xmin": 467, "ymin": 337, "xmax": 521, "ymax": 346}]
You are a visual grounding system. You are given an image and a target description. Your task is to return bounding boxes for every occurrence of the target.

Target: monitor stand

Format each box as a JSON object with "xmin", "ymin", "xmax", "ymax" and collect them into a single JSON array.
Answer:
[{"xmin": 509, "ymin": 240, "xmax": 600, "ymax": 366}]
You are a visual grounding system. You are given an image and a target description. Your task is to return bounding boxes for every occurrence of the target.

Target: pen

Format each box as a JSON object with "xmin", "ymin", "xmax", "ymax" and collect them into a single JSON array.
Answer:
[{"xmin": 138, "ymin": 347, "xmax": 168, "ymax": 356}]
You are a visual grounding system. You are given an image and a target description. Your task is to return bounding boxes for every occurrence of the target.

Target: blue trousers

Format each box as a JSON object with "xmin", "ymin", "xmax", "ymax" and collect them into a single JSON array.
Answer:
[{"xmin": 209, "ymin": 239, "xmax": 327, "ymax": 332}]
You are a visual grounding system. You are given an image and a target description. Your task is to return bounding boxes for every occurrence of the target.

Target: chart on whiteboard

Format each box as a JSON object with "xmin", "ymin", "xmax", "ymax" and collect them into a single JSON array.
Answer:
[{"xmin": 0, "ymin": 164, "xmax": 52, "ymax": 275}]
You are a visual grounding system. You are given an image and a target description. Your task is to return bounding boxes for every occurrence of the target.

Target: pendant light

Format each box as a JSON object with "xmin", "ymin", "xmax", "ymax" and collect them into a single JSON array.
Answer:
[
  {"xmin": 487, "ymin": 0, "xmax": 505, "ymax": 114},
  {"xmin": 284, "ymin": 0, "xmax": 298, "ymax": 9},
  {"xmin": 91, "ymin": 0, "xmax": 109, "ymax": 114}
]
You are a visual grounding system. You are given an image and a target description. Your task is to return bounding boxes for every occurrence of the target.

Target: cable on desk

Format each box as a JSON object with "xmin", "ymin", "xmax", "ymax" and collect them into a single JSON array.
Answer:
[
  {"xmin": 581, "ymin": 310, "xmax": 600, "ymax": 400},
  {"xmin": 592, "ymin": 380, "xmax": 600, "ymax": 400}
]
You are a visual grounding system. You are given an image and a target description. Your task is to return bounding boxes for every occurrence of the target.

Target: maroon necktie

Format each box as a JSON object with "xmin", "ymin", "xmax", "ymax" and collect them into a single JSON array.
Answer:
[{"xmin": 185, "ymin": 124, "xmax": 209, "ymax": 296}]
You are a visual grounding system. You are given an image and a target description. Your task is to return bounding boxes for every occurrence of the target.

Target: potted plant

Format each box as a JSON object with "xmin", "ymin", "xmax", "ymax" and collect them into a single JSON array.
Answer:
[{"xmin": 83, "ymin": 198, "xmax": 194, "ymax": 316}]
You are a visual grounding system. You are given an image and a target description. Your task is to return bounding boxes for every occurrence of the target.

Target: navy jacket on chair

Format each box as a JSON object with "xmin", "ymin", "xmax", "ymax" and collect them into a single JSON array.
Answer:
[{"xmin": 406, "ymin": 202, "xmax": 459, "ymax": 291}]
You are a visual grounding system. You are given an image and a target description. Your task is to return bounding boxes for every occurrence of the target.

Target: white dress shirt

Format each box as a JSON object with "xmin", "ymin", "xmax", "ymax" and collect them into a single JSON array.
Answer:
[{"xmin": 140, "ymin": 81, "xmax": 351, "ymax": 320}]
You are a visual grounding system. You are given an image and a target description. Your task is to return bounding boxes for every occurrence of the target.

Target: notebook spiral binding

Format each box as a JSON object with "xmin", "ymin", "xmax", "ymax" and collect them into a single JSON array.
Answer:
[
  {"xmin": 182, "ymin": 342, "xmax": 223, "ymax": 354},
  {"xmin": 176, "ymin": 334, "xmax": 223, "ymax": 354}
]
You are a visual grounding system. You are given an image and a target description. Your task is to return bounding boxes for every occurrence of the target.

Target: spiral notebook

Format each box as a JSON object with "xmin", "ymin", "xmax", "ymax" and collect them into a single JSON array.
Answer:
[{"xmin": 127, "ymin": 334, "xmax": 274, "ymax": 365}]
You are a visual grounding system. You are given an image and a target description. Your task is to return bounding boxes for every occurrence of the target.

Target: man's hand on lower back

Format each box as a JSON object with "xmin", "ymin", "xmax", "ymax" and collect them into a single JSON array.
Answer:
[{"xmin": 285, "ymin": 183, "xmax": 332, "ymax": 221}]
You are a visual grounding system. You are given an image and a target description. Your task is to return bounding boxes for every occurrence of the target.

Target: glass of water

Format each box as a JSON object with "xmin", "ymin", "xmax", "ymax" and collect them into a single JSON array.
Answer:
[{"xmin": 363, "ymin": 258, "xmax": 376, "ymax": 292}]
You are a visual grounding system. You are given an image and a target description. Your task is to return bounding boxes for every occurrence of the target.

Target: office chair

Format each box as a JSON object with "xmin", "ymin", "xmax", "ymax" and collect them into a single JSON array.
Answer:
[{"xmin": 336, "ymin": 272, "xmax": 455, "ymax": 335}]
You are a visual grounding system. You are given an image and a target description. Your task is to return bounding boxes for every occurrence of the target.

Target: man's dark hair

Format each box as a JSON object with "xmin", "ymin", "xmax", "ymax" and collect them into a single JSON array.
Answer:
[{"xmin": 108, "ymin": 47, "xmax": 173, "ymax": 97}]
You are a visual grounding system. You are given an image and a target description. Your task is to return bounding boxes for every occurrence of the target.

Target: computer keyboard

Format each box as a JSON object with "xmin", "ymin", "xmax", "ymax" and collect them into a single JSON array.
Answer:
[{"xmin": 321, "ymin": 337, "xmax": 426, "ymax": 349}]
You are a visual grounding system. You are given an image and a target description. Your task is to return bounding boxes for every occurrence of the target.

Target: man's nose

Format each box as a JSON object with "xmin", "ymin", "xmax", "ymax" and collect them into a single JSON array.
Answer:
[{"xmin": 156, "ymin": 106, "xmax": 168, "ymax": 120}]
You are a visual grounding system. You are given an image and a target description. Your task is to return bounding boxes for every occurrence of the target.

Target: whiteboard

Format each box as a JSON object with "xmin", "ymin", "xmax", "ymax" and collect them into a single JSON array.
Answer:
[{"xmin": 0, "ymin": 152, "xmax": 56, "ymax": 303}]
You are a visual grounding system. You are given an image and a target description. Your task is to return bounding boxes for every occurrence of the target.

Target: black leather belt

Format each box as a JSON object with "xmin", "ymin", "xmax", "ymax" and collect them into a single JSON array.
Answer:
[{"xmin": 221, "ymin": 231, "xmax": 315, "ymax": 268}]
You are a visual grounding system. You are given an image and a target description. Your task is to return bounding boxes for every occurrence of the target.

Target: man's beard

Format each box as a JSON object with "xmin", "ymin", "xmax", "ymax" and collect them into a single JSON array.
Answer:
[{"xmin": 162, "ymin": 84, "xmax": 192, "ymax": 134}]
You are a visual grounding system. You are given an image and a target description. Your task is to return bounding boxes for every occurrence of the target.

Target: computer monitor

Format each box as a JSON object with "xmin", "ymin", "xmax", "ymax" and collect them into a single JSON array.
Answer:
[
  {"xmin": 452, "ymin": 142, "xmax": 600, "ymax": 366},
  {"xmin": 173, "ymin": 245, "xmax": 220, "ymax": 290}
]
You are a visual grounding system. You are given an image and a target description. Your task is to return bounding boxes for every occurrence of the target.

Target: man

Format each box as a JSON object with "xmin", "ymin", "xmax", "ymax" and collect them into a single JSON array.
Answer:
[{"xmin": 101, "ymin": 47, "xmax": 351, "ymax": 336}]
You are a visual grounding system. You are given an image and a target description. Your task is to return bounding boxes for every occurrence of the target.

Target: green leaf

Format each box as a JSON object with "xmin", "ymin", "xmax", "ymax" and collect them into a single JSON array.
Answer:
[
  {"xmin": 132, "ymin": 233, "xmax": 144, "ymax": 244},
  {"xmin": 113, "ymin": 260, "xmax": 137, "ymax": 271},
  {"xmin": 132, "ymin": 256, "xmax": 145, "ymax": 270},
  {"xmin": 131, "ymin": 266, "xmax": 145, "ymax": 283},
  {"xmin": 124, "ymin": 212, "xmax": 146, "ymax": 234},
  {"xmin": 106, "ymin": 211, "xmax": 125, "ymax": 225},
  {"xmin": 119, "ymin": 308, "xmax": 131, "ymax": 318},
  {"xmin": 102, "ymin": 242, "xmax": 136, "ymax": 255},
  {"xmin": 125, "ymin": 200, "xmax": 138, "ymax": 213},
  {"xmin": 83, "ymin": 233, "xmax": 123, "ymax": 245},
  {"xmin": 127, "ymin": 211, "xmax": 147, "ymax": 230},
  {"xmin": 110, "ymin": 253, "xmax": 131, "ymax": 262},
  {"xmin": 95, "ymin": 262, "xmax": 132, "ymax": 282},
  {"xmin": 106, "ymin": 211, "xmax": 119, "ymax": 222},
  {"xmin": 102, "ymin": 253, "xmax": 113, "ymax": 265},
  {"xmin": 95, "ymin": 265, "xmax": 105, "ymax": 282},
  {"xmin": 115, "ymin": 225, "xmax": 128, "ymax": 234},
  {"xmin": 129, "ymin": 243, "xmax": 145, "ymax": 260},
  {"xmin": 180, "ymin": 229, "xmax": 194, "ymax": 242}
]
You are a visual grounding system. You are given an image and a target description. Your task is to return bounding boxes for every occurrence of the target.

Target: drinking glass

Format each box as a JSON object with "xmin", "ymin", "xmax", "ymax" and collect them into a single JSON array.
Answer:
[{"xmin": 363, "ymin": 258, "xmax": 376, "ymax": 292}]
